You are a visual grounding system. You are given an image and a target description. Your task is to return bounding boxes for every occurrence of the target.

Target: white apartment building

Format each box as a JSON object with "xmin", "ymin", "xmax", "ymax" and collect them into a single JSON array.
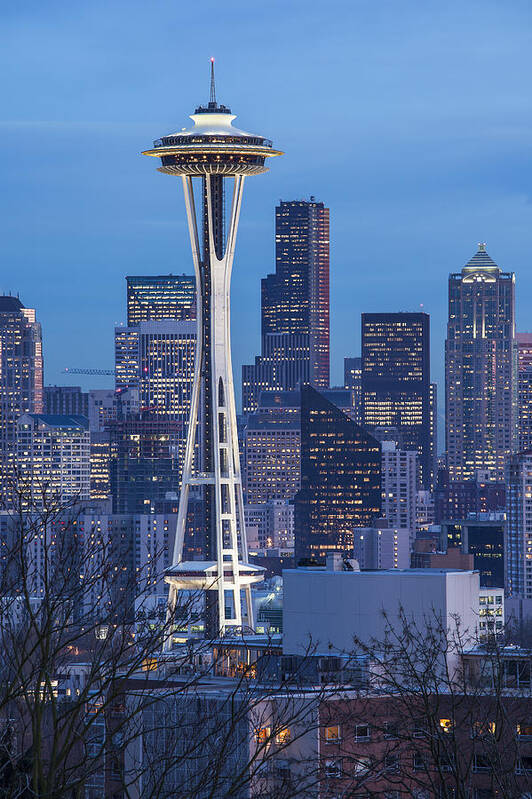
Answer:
[
  {"xmin": 381, "ymin": 440, "xmax": 417, "ymax": 546},
  {"xmin": 16, "ymin": 413, "xmax": 90, "ymax": 508}
]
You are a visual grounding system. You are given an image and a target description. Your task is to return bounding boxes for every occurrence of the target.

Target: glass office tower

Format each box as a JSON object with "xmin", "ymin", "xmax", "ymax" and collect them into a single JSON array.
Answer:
[
  {"xmin": 361, "ymin": 311, "xmax": 433, "ymax": 489},
  {"xmin": 445, "ymin": 244, "xmax": 517, "ymax": 482}
]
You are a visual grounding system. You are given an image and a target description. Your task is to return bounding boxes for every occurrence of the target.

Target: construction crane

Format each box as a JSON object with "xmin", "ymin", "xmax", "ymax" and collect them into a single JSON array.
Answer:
[{"xmin": 63, "ymin": 367, "xmax": 116, "ymax": 376}]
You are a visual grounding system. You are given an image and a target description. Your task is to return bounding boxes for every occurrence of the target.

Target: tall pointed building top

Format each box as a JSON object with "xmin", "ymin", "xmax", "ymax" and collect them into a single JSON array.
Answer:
[
  {"xmin": 193, "ymin": 58, "xmax": 231, "ymax": 115},
  {"xmin": 463, "ymin": 242, "xmax": 500, "ymax": 274}
]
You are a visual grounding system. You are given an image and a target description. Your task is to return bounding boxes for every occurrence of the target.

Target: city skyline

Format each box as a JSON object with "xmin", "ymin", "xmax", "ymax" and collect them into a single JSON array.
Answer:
[{"xmin": 1, "ymin": 1, "xmax": 531, "ymax": 420}]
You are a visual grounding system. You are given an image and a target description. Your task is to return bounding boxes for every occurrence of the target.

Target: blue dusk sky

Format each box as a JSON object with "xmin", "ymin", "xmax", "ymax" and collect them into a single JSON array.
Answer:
[{"xmin": 1, "ymin": 0, "xmax": 532, "ymax": 440}]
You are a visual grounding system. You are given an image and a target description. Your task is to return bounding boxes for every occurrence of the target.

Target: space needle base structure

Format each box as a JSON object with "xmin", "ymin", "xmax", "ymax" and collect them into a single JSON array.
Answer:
[{"xmin": 143, "ymin": 62, "xmax": 281, "ymax": 640}]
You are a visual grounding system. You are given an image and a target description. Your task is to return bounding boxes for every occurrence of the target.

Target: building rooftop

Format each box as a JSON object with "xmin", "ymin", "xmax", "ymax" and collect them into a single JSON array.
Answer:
[
  {"xmin": 462, "ymin": 243, "xmax": 500, "ymax": 272},
  {"xmin": 21, "ymin": 414, "xmax": 89, "ymax": 429},
  {"xmin": 284, "ymin": 567, "xmax": 478, "ymax": 577},
  {"xmin": 0, "ymin": 296, "xmax": 24, "ymax": 312}
]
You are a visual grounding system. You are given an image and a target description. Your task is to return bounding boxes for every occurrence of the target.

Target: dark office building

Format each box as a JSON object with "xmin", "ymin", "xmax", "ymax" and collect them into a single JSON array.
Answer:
[
  {"xmin": 361, "ymin": 312, "xmax": 433, "ymax": 489},
  {"xmin": 242, "ymin": 198, "xmax": 330, "ymax": 412},
  {"xmin": 126, "ymin": 274, "xmax": 196, "ymax": 324},
  {"xmin": 294, "ymin": 385, "xmax": 381, "ymax": 565},
  {"xmin": 109, "ymin": 417, "xmax": 181, "ymax": 514},
  {"xmin": 434, "ymin": 467, "xmax": 505, "ymax": 523},
  {"xmin": 440, "ymin": 517, "xmax": 505, "ymax": 588},
  {"xmin": 44, "ymin": 385, "xmax": 89, "ymax": 418}
]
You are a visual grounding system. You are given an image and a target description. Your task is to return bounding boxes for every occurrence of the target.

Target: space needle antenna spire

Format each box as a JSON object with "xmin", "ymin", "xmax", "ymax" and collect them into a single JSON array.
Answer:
[{"xmin": 210, "ymin": 57, "xmax": 216, "ymax": 105}]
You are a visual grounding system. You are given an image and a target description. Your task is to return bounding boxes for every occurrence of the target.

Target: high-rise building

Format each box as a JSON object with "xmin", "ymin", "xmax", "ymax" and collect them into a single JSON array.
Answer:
[
  {"xmin": 44, "ymin": 385, "xmax": 88, "ymax": 418},
  {"xmin": 113, "ymin": 321, "xmax": 196, "ymax": 501},
  {"xmin": 16, "ymin": 414, "xmax": 90, "ymax": 508},
  {"xmin": 344, "ymin": 356, "xmax": 362, "ymax": 423},
  {"xmin": 143, "ymin": 62, "xmax": 280, "ymax": 634},
  {"xmin": 380, "ymin": 441, "xmax": 417, "ymax": 546},
  {"xmin": 242, "ymin": 198, "xmax": 330, "ymax": 413},
  {"xmin": 0, "ymin": 297, "xmax": 43, "ymax": 491},
  {"xmin": 517, "ymin": 334, "xmax": 532, "ymax": 452},
  {"xmin": 90, "ymin": 431, "xmax": 112, "ymax": 502},
  {"xmin": 506, "ymin": 450, "xmax": 532, "ymax": 598},
  {"xmin": 126, "ymin": 274, "xmax": 196, "ymax": 325},
  {"xmin": 243, "ymin": 388, "xmax": 354, "ymax": 507},
  {"xmin": 109, "ymin": 417, "xmax": 181, "ymax": 514},
  {"xmin": 434, "ymin": 467, "xmax": 505, "ymax": 523},
  {"xmin": 294, "ymin": 384, "xmax": 381, "ymax": 564},
  {"xmin": 244, "ymin": 500, "xmax": 294, "ymax": 551},
  {"xmin": 445, "ymin": 244, "xmax": 517, "ymax": 482},
  {"xmin": 88, "ymin": 388, "xmax": 139, "ymax": 433},
  {"xmin": 361, "ymin": 312, "xmax": 433, "ymax": 489},
  {"xmin": 244, "ymin": 406, "xmax": 301, "ymax": 505}
]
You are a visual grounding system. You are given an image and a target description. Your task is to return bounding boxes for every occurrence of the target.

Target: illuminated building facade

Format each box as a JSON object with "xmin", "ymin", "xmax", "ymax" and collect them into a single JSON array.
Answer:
[
  {"xmin": 90, "ymin": 431, "xmax": 112, "ymax": 501},
  {"xmin": 0, "ymin": 297, "xmax": 43, "ymax": 493},
  {"xmin": 344, "ymin": 356, "xmax": 362, "ymax": 423},
  {"xmin": 243, "ymin": 388, "xmax": 354, "ymax": 507},
  {"xmin": 242, "ymin": 198, "xmax": 330, "ymax": 413},
  {"xmin": 445, "ymin": 244, "xmax": 517, "ymax": 482},
  {"xmin": 361, "ymin": 311, "xmax": 433, "ymax": 489},
  {"xmin": 143, "ymin": 63, "xmax": 280, "ymax": 635},
  {"xmin": 244, "ymin": 404, "xmax": 301, "ymax": 505},
  {"xmin": 126, "ymin": 274, "xmax": 196, "ymax": 324},
  {"xmin": 506, "ymin": 450, "xmax": 532, "ymax": 598},
  {"xmin": 294, "ymin": 384, "xmax": 381, "ymax": 565},
  {"xmin": 114, "ymin": 321, "xmax": 196, "ymax": 492},
  {"xmin": 517, "ymin": 334, "xmax": 532, "ymax": 452},
  {"xmin": 16, "ymin": 414, "xmax": 90, "ymax": 508}
]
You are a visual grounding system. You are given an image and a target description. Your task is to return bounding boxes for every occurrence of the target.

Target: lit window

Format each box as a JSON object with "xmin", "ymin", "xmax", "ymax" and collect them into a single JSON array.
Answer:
[
  {"xmin": 275, "ymin": 727, "xmax": 290, "ymax": 745},
  {"xmin": 256, "ymin": 726, "xmax": 271, "ymax": 744},
  {"xmin": 439, "ymin": 718, "xmax": 453, "ymax": 734},
  {"xmin": 324, "ymin": 725, "xmax": 340, "ymax": 742}
]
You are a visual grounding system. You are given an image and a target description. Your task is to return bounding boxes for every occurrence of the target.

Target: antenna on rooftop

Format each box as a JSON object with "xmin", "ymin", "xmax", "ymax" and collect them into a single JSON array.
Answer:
[{"xmin": 210, "ymin": 57, "xmax": 216, "ymax": 105}]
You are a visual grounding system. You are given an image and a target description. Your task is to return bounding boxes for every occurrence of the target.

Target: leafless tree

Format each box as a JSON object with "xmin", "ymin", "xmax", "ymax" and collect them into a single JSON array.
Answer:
[{"xmin": 316, "ymin": 607, "xmax": 532, "ymax": 798}]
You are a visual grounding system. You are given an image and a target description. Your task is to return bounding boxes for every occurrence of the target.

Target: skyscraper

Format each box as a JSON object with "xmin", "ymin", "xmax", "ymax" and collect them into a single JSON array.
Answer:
[
  {"xmin": 242, "ymin": 198, "xmax": 330, "ymax": 413},
  {"xmin": 126, "ymin": 274, "xmax": 196, "ymax": 324},
  {"xmin": 114, "ymin": 318, "xmax": 196, "ymax": 507},
  {"xmin": 143, "ymin": 62, "xmax": 280, "ymax": 635},
  {"xmin": 517, "ymin": 333, "xmax": 532, "ymax": 452},
  {"xmin": 294, "ymin": 385, "xmax": 381, "ymax": 565},
  {"xmin": 16, "ymin": 414, "xmax": 90, "ymax": 508},
  {"xmin": 361, "ymin": 312, "xmax": 433, "ymax": 489},
  {"xmin": 506, "ymin": 450, "xmax": 532, "ymax": 598},
  {"xmin": 445, "ymin": 244, "xmax": 517, "ymax": 482},
  {"xmin": 344, "ymin": 356, "xmax": 362, "ymax": 423},
  {"xmin": 0, "ymin": 296, "xmax": 43, "ymax": 494}
]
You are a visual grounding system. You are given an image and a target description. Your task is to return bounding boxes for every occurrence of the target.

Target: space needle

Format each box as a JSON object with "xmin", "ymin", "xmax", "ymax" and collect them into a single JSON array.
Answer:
[{"xmin": 143, "ymin": 61, "xmax": 282, "ymax": 639}]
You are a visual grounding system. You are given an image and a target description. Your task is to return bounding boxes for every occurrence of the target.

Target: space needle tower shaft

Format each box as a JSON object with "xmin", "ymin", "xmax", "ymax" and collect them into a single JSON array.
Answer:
[{"xmin": 143, "ymin": 61, "xmax": 281, "ymax": 638}]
